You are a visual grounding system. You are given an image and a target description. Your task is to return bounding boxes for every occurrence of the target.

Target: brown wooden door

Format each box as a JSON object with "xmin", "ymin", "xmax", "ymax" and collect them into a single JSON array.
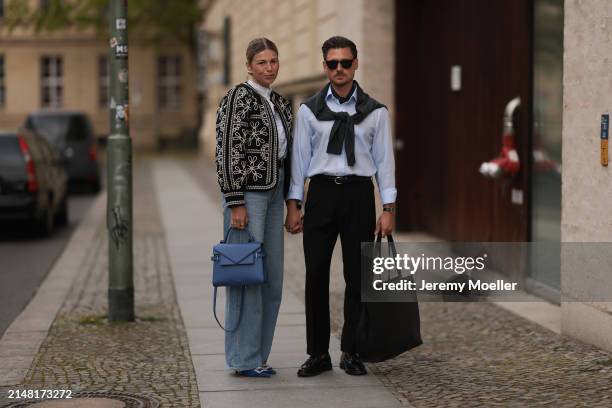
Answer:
[{"xmin": 395, "ymin": 0, "xmax": 532, "ymax": 242}]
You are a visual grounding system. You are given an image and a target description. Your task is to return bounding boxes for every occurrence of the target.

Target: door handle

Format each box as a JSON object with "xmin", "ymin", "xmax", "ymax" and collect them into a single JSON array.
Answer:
[{"xmin": 479, "ymin": 97, "xmax": 521, "ymax": 179}]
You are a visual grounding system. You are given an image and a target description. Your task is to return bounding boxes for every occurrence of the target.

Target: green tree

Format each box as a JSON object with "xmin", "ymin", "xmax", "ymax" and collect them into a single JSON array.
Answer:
[{"xmin": 3, "ymin": 0, "xmax": 203, "ymax": 47}]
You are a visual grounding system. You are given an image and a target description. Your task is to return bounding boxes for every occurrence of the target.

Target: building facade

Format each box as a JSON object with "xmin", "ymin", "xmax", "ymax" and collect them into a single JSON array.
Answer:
[
  {"xmin": 0, "ymin": 0, "xmax": 199, "ymax": 149},
  {"xmin": 199, "ymin": 0, "xmax": 395, "ymax": 158}
]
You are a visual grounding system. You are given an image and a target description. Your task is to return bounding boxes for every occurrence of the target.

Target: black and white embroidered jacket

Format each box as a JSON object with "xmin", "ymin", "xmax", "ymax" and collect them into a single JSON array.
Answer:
[{"xmin": 215, "ymin": 82, "xmax": 293, "ymax": 207}]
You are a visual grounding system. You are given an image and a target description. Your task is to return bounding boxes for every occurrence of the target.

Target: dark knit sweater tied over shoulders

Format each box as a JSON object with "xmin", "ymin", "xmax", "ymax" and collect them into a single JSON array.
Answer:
[{"xmin": 302, "ymin": 81, "xmax": 386, "ymax": 166}]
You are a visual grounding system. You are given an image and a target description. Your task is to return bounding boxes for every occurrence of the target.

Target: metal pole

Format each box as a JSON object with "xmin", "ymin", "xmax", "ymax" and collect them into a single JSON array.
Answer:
[{"xmin": 107, "ymin": 0, "xmax": 134, "ymax": 322}]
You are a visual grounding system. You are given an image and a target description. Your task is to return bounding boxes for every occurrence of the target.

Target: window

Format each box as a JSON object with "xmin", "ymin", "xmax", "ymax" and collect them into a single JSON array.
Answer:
[
  {"xmin": 0, "ymin": 56, "xmax": 5, "ymax": 108},
  {"xmin": 41, "ymin": 56, "xmax": 63, "ymax": 108},
  {"xmin": 158, "ymin": 56, "xmax": 182, "ymax": 110},
  {"xmin": 99, "ymin": 56, "xmax": 109, "ymax": 108},
  {"xmin": 196, "ymin": 30, "xmax": 208, "ymax": 92}
]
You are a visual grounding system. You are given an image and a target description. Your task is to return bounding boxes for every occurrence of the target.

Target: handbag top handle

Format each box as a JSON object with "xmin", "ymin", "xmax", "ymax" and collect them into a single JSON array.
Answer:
[
  {"xmin": 223, "ymin": 227, "xmax": 256, "ymax": 243},
  {"xmin": 376, "ymin": 233, "xmax": 394, "ymax": 243}
]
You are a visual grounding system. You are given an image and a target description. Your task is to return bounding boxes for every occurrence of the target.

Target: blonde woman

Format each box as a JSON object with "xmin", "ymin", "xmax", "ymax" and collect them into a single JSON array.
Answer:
[{"xmin": 215, "ymin": 38, "xmax": 293, "ymax": 378}]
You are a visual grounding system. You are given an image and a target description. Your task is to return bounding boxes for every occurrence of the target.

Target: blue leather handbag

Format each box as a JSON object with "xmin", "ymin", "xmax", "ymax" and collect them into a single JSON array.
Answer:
[{"xmin": 211, "ymin": 227, "xmax": 266, "ymax": 331}]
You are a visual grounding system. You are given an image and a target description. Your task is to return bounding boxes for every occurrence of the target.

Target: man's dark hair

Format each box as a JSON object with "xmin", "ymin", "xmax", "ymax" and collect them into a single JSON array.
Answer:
[{"xmin": 322, "ymin": 36, "xmax": 358, "ymax": 60}]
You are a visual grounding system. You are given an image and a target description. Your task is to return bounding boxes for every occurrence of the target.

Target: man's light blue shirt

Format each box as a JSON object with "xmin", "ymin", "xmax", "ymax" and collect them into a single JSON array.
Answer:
[{"xmin": 288, "ymin": 85, "xmax": 397, "ymax": 204}]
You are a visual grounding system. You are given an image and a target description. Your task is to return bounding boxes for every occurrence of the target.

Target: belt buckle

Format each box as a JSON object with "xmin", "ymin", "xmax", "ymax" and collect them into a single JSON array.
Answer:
[{"xmin": 334, "ymin": 176, "xmax": 343, "ymax": 185}]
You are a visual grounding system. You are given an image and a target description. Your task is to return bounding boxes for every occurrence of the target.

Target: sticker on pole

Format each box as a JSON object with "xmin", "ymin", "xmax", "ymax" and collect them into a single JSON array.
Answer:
[
  {"xmin": 116, "ymin": 18, "xmax": 127, "ymax": 30},
  {"xmin": 118, "ymin": 69, "xmax": 128, "ymax": 83},
  {"xmin": 114, "ymin": 104, "xmax": 129, "ymax": 130},
  {"xmin": 115, "ymin": 104, "xmax": 129, "ymax": 122},
  {"xmin": 115, "ymin": 44, "xmax": 128, "ymax": 59}
]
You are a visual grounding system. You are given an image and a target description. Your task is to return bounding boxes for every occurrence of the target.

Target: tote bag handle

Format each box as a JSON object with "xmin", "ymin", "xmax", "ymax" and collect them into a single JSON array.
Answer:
[{"xmin": 375, "ymin": 234, "xmax": 398, "ymax": 281}]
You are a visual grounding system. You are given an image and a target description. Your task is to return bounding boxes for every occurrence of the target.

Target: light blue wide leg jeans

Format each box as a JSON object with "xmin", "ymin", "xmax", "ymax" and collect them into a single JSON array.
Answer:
[{"xmin": 222, "ymin": 170, "xmax": 284, "ymax": 370}]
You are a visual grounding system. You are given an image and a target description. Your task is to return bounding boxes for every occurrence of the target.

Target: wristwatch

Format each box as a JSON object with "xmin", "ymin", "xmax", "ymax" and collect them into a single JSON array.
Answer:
[{"xmin": 383, "ymin": 206, "xmax": 395, "ymax": 213}]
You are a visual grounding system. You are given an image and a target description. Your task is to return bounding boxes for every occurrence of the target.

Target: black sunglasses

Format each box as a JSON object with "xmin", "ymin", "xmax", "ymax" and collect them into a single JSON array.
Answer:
[{"xmin": 324, "ymin": 59, "xmax": 354, "ymax": 70}]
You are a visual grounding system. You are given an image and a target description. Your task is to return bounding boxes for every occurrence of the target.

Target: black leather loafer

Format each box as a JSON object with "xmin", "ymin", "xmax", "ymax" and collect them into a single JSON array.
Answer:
[
  {"xmin": 339, "ymin": 352, "xmax": 367, "ymax": 375},
  {"xmin": 297, "ymin": 354, "xmax": 332, "ymax": 377}
]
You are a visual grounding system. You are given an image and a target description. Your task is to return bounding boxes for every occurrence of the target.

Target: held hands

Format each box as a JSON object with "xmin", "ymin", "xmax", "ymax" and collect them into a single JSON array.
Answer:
[
  {"xmin": 285, "ymin": 200, "xmax": 303, "ymax": 234},
  {"xmin": 233, "ymin": 201, "xmax": 392, "ymax": 235},
  {"xmin": 375, "ymin": 209, "xmax": 395, "ymax": 238},
  {"xmin": 230, "ymin": 206, "xmax": 249, "ymax": 230}
]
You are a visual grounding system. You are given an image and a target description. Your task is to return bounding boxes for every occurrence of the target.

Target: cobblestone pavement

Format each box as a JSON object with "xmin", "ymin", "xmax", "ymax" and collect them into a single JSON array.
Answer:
[
  {"xmin": 0, "ymin": 157, "xmax": 200, "ymax": 408},
  {"xmin": 182, "ymin": 154, "xmax": 612, "ymax": 408}
]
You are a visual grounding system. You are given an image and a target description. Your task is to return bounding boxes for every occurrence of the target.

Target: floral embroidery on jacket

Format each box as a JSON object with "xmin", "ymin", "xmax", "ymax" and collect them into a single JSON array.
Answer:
[{"xmin": 215, "ymin": 83, "xmax": 293, "ymax": 206}]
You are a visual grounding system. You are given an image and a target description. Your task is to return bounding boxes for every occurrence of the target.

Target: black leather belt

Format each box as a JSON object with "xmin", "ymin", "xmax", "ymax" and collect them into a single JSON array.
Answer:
[{"xmin": 311, "ymin": 174, "xmax": 372, "ymax": 185}]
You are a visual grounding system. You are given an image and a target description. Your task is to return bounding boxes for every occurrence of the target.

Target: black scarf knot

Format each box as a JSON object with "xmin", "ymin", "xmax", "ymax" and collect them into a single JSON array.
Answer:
[
  {"xmin": 302, "ymin": 81, "xmax": 386, "ymax": 167},
  {"xmin": 328, "ymin": 111, "xmax": 356, "ymax": 165}
]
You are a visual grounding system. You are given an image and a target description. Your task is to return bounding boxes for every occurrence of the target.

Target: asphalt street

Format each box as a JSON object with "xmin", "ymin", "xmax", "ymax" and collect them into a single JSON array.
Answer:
[{"xmin": 0, "ymin": 194, "xmax": 97, "ymax": 336}]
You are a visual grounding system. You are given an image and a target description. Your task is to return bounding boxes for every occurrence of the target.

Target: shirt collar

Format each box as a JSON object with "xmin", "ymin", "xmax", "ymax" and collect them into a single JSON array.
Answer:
[
  {"xmin": 247, "ymin": 79, "xmax": 272, "ymax": 100},
  {"xmin": 326, "ymin": 83, "xmax": 358, "ymax": 104}
]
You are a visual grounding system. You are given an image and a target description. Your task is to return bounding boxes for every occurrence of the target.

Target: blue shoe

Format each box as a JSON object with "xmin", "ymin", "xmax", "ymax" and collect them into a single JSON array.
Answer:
[
  {"xmin": 262, "ymin": 364, "xmax": 277, "ymax": 375},
  {"xmin": 235, "ymin": 367, "xmax": 272, "ymax": 378}
]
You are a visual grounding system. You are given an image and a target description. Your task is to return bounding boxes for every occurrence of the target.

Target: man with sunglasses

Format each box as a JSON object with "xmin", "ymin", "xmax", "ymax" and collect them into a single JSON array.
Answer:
[{"xmin": 286, "ymin": 36, "xmax": 397, "ymax": 377}]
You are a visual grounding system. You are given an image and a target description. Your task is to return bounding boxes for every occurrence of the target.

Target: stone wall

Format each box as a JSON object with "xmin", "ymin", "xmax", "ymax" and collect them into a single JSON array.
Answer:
[{"xmin": 561, "ymin": 0, "xmax": 612, "ymax": 351}]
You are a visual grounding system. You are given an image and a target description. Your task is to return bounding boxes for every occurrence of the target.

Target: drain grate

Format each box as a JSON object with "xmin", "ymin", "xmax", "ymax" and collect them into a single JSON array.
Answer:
[{"xmin": 2, "ymin": 391, "xmax": 159, "ymax": 407}]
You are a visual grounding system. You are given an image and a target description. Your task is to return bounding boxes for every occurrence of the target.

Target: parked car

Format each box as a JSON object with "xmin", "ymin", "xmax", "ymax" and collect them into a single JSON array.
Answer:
[
  {"xmin": 0, "ymin": 129, "xmax": 69, "ymax": 236},
  {"xmin": 24, "ymin": 111, "xmax": 102, "ymax": 193}
]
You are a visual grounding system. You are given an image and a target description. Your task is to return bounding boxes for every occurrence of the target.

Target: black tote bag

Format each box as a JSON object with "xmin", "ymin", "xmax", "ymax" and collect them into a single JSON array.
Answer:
[{"xmin": 356, "ymin": 234, "xmax": 422, "ymax": 362}]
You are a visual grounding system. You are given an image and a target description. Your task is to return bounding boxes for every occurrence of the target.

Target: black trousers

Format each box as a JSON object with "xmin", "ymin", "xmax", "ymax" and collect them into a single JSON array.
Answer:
[{"xmin": 303, "ymin": 177, "xmax": 376, "ymax": 356}]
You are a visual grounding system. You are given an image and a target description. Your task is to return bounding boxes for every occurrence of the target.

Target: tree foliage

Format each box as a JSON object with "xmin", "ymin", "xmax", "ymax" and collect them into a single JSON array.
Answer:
[{"xmin": 3, "ymin": 0, "xmax": 204, "ymax": 47}]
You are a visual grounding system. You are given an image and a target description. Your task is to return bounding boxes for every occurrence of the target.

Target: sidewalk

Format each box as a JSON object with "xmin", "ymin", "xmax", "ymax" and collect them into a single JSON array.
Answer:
[
  {"xmin": 181, "ymin": 155, "xmax": 612, "ymax": 407},
  {"xmin": 0, "ymin": 156, "xmax": 402, "ymax": 408},
  {"xmin": 153, "ymin": 159, "xmax": 403, "ymax": 408},
  {"xmin": 0, "ymin": 158, "xmax": 199, "ymax": 407},
  {"xmin": 2, "ymin": 155, "xmax": 612, "ymax": 407}
]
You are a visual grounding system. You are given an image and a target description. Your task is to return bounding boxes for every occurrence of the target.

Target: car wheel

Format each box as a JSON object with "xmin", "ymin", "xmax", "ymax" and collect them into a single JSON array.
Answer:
[
  {"xmin": 35, "ymin": 208, "xmax": 54, "ymax": 237},
  {"xmin": 56, "ymin": 196, "xmax": 69, "ymax": 227}
]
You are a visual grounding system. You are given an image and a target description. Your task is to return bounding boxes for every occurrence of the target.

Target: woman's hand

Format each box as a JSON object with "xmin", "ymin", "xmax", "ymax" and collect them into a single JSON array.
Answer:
[{"xmin": 231, "ymin": 206, "xmax": 249, "ymax": 230}]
